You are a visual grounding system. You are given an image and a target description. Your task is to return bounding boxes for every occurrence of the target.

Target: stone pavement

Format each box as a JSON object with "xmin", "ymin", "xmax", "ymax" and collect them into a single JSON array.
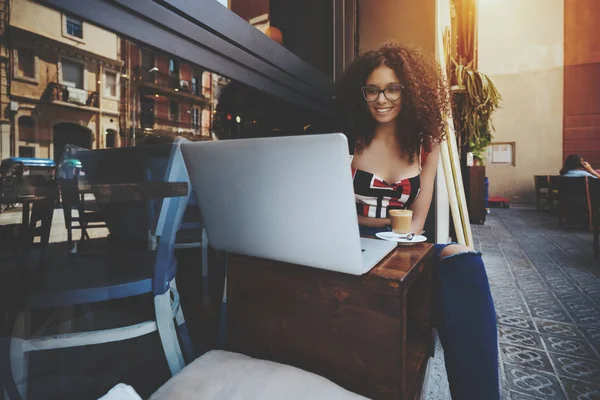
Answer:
[{"xmin": 426, "ymin": 206, "xmax": 600, "ymax": 400}]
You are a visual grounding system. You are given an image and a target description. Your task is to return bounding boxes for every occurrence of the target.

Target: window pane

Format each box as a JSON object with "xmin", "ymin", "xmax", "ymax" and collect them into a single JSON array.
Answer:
[
  {"xmin": 169, "ymin": 101, "xmax": 179, "ymax": 120},
  {"xmin": 18, "ymin": 116, "xmax": 35, "ymax": 141},
  {"xmin": 3, "ymin": 3, "xmax": 336, "ymax": 353},
  {"xmin": 191, "ymin": 77, "xmax": 198, "ymax": 96},
  {"xmin": 66, "ymin": 16, "xmax": 83, "ymax": 38},
  {"xmin": 140, "ymin": 97, "xmax": 155, "ymax": 128},
  {"xmin": 192, "ymin": 107, "xmax": 200, "ymax": 130},
  {"xmin": 18, "ymin": 146, "xmax": 35, "ymax": 157},
  {"xmin": 62, "ymin": 59, "xmax": 84, "ymax": 88},
  {"xmin": 169, "ymin": 58, "xmax": 178, "ymax": 75},
  {"xmin": 141, "ymin": 49, "xmax": 154, "ymax": 69},
  {"xmin": 17, "ymin": 47, "xmax": 35, "ymax": 78},
  {"xmin": 106, "ymin": 130, "xmax": 116, "ymax": 147},
  {"xmin": 105, "ymin": 71, "xmax": 117, "ymax": 97}
]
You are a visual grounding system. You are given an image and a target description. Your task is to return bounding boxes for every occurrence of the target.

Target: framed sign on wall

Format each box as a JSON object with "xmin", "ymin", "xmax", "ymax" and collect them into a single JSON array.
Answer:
[{"xmin": 487, "ymin": 142, "xmax": 516, "ymax": 166}]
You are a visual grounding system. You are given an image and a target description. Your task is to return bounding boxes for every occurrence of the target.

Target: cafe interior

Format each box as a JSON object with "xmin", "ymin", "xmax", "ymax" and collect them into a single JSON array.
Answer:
[{"xmin": 1, "ymin": 0, "xmax": 600, "ymax": 399}]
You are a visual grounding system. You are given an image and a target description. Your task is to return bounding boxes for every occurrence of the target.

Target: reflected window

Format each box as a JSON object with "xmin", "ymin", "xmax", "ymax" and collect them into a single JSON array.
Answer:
[
  {"xmin": 61, "ymin": 58, "xmax": 84, "ymax": 89},
  {"xmin": 15, "ymin": 47, "xmax": 36, "ymax": 80},
  {"xmin": 192, "ymin": 76, "xmax": 199, "ymax": 96},
  {"xmin": 104, "ymin": 69, "xmax": 119, "ymax": 99},
  {"xmin": 141, "ymin": 48, "xmax": 155, "ymax": 69},
  {"xmin": 106, "ymin": 129, "xmax": 116, "ymax": 147},
  {"xmin": 169, "ymin": 58, "xmax": 179, "ymax": 76},
  {"xmin": 140, "ymin": 97, "xmax": 155, "ymax": 128},
  {"xmin": 19, "ymin": 146, "xmax": 35, "ymax": 157},
  {"xmin": 192, "ymin": 107, "xmax": 201, "ymax": 132},
  {"xmin": 169, "ymin": 101, "xmax": 179, "ymax": 121},
  {"xmin": 18, "ymin": 116, "xmax": 35, "ymax": 142},
  {"xmin": 65, "ymin": 15, "xmax": 83, "ymax": 38}
]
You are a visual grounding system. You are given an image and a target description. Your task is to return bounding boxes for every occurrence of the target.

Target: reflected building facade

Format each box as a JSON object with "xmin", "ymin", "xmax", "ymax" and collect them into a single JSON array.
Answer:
[
  {"xmin": 1, "ymin": 0, "xmax": 122, "ymax": 161},
  {"xmin": 119, "ymin": 39, "xmax": 217, "ymax": 145},
  {"xmin": 0, "ymin": 0, "xmax": 336, "ymax": 160}
]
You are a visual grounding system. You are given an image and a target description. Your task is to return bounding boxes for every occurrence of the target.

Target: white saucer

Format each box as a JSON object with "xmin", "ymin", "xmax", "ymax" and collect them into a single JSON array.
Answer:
[{"xmin": 375, "ymin": 232, "xmax": 427, "ymax": 245}]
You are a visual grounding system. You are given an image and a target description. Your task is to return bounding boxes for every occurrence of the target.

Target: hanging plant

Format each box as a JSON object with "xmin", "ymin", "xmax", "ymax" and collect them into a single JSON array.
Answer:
[{"xmin": 450, "ymin": 58, "xmax": 501, "ymax": 161}]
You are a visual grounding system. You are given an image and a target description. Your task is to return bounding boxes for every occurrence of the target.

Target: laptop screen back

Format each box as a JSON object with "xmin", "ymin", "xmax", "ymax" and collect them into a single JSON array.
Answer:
[{"xmin": 181, "ymin": 133, "xmax": 366, "ymax": 274}]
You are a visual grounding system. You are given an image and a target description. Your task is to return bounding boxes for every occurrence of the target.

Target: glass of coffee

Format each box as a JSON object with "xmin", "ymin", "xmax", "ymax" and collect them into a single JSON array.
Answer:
[{"xmin": 389, "ymin": 209, "xmax": 412, "ymax": 235}]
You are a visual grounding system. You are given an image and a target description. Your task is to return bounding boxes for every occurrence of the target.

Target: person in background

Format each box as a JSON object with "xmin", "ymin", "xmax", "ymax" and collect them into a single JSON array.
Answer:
[
  {"xmin": 560, "ymin": 154, "xmax": 600, "ymax": 179},
  {"xmin": 337, "ymin": 42, "xmax": 499, "ymax": 399}
]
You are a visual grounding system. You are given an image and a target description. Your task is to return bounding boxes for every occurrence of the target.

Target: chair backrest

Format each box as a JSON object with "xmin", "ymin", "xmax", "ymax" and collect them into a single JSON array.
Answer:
[
  {"xmin": 534, "ymin": 175, "xmax": 550, "ymax": 190},
  {"xmin": 152, "ymin": 138, "xmax": 191, "ymax": 296},
  {"xmin": 78, "ymin": 144, "xmax": 172, "ymax": 242},
  {"xmin": 589, "ymin": 179, "xmax": 600, "ymax": 226},
  {"xmin": 549, "ymin": 175, "xmax": 562, "ymax": 192},
  {"xmin": 556, "ymin": 176, "xmax": 592, "ymax": 223},
  {"xmin": 148, "ymin": 138, "xmax": 186, "ymax": 235},
  {"xmin": 556, "ymin": 176, "xmax": 589, "ymax": 201}
]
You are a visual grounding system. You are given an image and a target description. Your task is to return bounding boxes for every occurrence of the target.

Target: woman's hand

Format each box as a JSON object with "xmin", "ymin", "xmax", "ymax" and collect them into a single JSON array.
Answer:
[
  {"xmin": 582, "ymin": 161, "xmax": 594, "ymax": 172},
  {"xmin": 581, "ymin": 161, "xmax": 600, "ymax": 178}
]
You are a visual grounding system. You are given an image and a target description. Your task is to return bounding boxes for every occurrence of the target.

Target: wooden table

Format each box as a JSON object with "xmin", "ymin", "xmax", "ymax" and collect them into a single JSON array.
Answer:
[
  {"xmin": 226, "ymin": 243, "xmax": 436, "ymax": 400},
  {"xmin": 77, "ymin": 181, "xmax": 188, "ymax": 203},
  {"xmin": 0, "ymin": 194, "xmax": 45, "ymax": 229}
]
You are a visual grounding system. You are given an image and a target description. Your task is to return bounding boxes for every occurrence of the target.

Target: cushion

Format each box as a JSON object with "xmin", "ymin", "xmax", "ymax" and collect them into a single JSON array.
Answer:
[
  {"xmin": 149, "ymin": 350, "xmax": 368, "ymax": 400},
  {"xmin": 99, "ymin": 383, "xmax": 142, "ymax": 400}
]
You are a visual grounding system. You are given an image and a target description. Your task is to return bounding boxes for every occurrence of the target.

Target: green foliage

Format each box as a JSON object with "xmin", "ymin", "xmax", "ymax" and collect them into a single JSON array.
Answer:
[
  {"xmin": 468, "ymin": 120, "xmax": 493, "ymax": 163},
  {"xmin": 450, "ymin": 59, "xmax": 501, "ymax": 164}
]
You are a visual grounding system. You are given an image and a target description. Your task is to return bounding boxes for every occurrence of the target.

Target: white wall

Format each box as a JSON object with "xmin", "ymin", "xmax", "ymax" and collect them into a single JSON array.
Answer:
[{"xmin": 478, "ymin": 0, "xmax": 564, "ymax": 204}]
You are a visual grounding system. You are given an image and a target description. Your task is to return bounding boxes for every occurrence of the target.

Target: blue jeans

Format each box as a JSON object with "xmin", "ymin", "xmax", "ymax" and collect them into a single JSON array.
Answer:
[{"xmin": 360, "ymin": 226, "xmax": 499, "ymax": 400}]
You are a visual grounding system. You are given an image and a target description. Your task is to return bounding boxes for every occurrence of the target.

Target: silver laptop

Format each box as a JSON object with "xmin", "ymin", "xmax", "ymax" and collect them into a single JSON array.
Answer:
[{"xmin": 181, "ymin": 133, "xmax": 396, "ymax": 275}]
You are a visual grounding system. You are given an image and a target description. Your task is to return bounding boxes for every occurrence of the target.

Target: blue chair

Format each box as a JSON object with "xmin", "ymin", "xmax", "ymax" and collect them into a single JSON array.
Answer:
[
  {"xmin": 153, "ymin": 138, "xmax": 210, "ymax": 305},
  {"xmin": 7, "ymin": 140, "xmax": 193, "ymax": 399},
  {"xmin": 57, "ymin": 145, "xmax": 106, "ymax": 252}
]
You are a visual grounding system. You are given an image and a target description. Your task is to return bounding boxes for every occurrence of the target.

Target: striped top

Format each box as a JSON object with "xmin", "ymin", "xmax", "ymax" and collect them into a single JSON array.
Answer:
[{"xmin": 352, "ymin": 149, "xmax": 427, "ymax": 219}]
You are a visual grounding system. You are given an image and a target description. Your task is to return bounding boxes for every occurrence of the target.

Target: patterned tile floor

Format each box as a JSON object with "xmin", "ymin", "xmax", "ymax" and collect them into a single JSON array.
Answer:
[{"xmin": 426, "ymin": 206, "xmax": 600, "ymax": 400}]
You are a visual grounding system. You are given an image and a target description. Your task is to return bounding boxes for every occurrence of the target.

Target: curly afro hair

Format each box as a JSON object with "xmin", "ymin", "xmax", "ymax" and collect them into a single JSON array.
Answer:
[{"xmin": 337, "ymin": 42, "xmax": 449, "ymax": 162}]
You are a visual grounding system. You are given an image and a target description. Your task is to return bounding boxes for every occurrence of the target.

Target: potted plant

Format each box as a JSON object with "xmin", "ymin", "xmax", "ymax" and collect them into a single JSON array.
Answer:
[{"xmin": 449, "ymin": 59, "xmax": 501, "ymax": 164}]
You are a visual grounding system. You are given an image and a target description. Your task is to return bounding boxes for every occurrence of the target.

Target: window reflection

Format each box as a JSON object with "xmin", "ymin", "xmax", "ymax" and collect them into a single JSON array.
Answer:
[
  {"xmin": 6, "ymin": 0, "xmax": 334, "ymax": 158},
  {"xmin": 1, "ymin": 1, "xmax": 336, "ymax": 398},
  {"xmin": 230, "ymin": 0, "xmax": 333, "ymax": 77}
]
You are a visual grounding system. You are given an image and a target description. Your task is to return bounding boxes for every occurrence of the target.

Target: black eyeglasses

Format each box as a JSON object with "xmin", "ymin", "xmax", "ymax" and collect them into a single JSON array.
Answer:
[{"xmin": 361, "ymin": 85, "xmax": 404, "ymax": 102}]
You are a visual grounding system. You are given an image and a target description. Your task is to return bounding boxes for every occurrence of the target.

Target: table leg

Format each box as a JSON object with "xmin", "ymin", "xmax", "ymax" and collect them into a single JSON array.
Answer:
[
  {"xmin": 22, "ymin": 201, "xmax": 30, "ymax": 229},
  {"xmin": 20, "ymin": 201, "xmax": 32, "ymax": 258}
]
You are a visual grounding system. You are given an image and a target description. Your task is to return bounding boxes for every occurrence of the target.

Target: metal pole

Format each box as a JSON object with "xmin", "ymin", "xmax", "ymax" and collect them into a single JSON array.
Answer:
[{"xmin": 132, "ymin": 88, "xmax": 136, "ymax": 146}]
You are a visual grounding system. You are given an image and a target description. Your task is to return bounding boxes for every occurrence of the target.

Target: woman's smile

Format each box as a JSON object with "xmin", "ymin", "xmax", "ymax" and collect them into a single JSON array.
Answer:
[{"xmin": 364, "ymin": 65, "xmax": 403, "ymax": 125}]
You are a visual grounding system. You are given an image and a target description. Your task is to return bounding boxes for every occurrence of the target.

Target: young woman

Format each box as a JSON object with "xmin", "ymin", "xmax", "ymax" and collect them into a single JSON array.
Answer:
[
  {"xmin": 560, "ymin": 154, "xmax": 600, "ymax": 179},
  {"xmin": 337, "ymin": 42, "xmax": 500, "ymax": 399}
]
